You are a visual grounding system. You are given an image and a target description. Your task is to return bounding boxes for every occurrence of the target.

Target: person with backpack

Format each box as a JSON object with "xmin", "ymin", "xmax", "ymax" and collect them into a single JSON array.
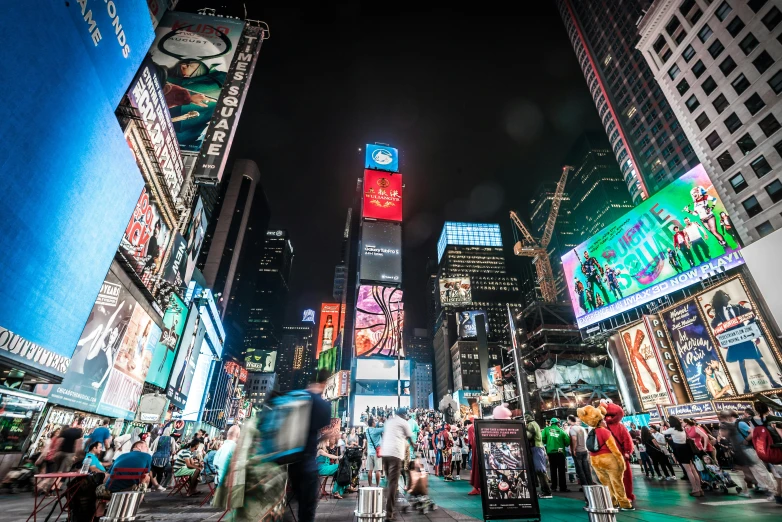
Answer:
[
  {"xmin": 542, "ymin": 418, "xmax": 571, "ymax": 493},
  {"xmin": 365, "ymin": 417, "xmax": 383, "ymax": 487},
  {"xmin": 149, "ymin": 425, "xmax": 174, "ymax": 490},
  {"xmin": 735, "ymin": 408, "xmax": 776, "ymax": 496},
  {"xmin": 567, "ymin": 415, "xmax": 593, "ymax": 489},
  {"xmin": 524, "ymin": 413, "xmax": 552, "ymax": 499},
  {"xmin": 752, "ymin": 400, "xmax": 782, "ymax": 505}
]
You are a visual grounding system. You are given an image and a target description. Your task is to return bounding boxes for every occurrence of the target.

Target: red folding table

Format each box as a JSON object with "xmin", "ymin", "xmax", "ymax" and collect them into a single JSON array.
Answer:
[{"xmin": 28, "ymin": 472, "xmax": 88, "ymax": 522}]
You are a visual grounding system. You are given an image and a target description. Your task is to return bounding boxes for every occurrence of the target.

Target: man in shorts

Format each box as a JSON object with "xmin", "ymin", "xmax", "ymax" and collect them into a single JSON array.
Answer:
[
  {"xmin": 173, "ymin": 439, "xmax": 203, "ymax": 496},
  {"xmin": 365, "ymin": 416, "xmax": 383, "ymax": 486}
]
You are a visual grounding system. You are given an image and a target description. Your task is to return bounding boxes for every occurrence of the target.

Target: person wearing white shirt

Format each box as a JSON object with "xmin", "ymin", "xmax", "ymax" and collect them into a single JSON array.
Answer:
[
  {"xmin": 381, "ymin": 408, "xmax": 415, "ymax": 521},
  {"xmin": 663, "ymin": 417, "xmax": 702, "ymax": 497},
  {"xmin": 683, "ymin": 217, "xmax": 710, "ymax": 264}
]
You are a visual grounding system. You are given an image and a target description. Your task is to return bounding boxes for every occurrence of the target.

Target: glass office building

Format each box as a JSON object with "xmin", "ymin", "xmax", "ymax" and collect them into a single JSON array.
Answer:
[{"xmin": 437, "ymin": 222, "xmax": 503, "ymax": 262}]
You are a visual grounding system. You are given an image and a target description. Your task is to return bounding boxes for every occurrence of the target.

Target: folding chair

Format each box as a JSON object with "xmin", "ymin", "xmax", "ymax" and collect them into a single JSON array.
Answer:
[
  {"xmin": 105, "ymin": 468, "xmax": 148, "ymax": 491},
  {"xmin": 167, "ymin": 474, "xmax": 190, "ymax": 497},
  {"xmin": 199, "ymin": 478, "xmax": 216, "ymax": 507},
  {"xmin": 318, "ymin": 475, "xmax": 333, "ymax": 500}
]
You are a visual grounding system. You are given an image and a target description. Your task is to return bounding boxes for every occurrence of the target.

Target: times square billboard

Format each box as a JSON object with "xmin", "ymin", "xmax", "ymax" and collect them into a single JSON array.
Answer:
[
  {"xmin": 363, "ymin": 170, "xmax": 403, "ymax": 222},
  {"xmin": 0, "ymin": 1, "xmax": 152, "ymax": 368},
  {"xmin": 355, "ymin": 286, "xmax": 404, "ymax": 358},
  {"xmin": 365, "ymin": 144, "xmax": 399, "ymax": 172},
  {"xmin": 562, "ymin": 165, "xmax": 744, "ymax": 328},
  {"xmin": 360, "ymin": 221, "xmax": 402, "ymax": 283}
]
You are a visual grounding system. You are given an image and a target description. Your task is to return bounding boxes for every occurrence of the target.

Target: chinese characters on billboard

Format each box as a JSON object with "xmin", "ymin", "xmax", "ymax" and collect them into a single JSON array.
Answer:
[
  {"xmin": 439, "ymin": 277, "xmax": 472, "ymax": 307},
  {"xmin": 146, "ymin": 294, "xmax": 188, "ymax": 388},
  {"xmin": 119, "ymin": 187, "xmax": 171, "ymax": 289},
  {"xmin": 363, "ymin": 170, "xmax": 402, "ymax": 222},
  {"xmin": 365, "ymin": 144, "xmax": 399, "ymax": 172},
  {"xmin": 360, "ymin": 221, "xmax": 402, "ymax": 283},
  {"xmin": 561, "ymin": 165, "xmax": 744, "ymax": 328},
  {"xmin": 355, "ymin": 286, "xmax": 404, "ymax": 358}
]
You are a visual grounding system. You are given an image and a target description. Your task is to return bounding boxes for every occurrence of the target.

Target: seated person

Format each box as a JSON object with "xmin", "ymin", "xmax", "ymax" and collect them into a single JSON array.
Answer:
[
  {"xmin": 201, "ymin": 441, "xmax": 220, "ymax": 484},
  {"xmin": 83, "ymin": 442, "xmax": 106, "ymax": 473},
  {"xmin": 107, "ymin": 441, "xmax": 152, "ymax": 492},
  {"xmin": 316, "ymin": 441, "xmax": 347, "ymax": 499},
  {"xmin": 173, "ymin": 439, "xmax": 203, "ymax": 496},
  {"xmin": 214, "ymin": 426, "xmax": 240, "ymax": 486}
]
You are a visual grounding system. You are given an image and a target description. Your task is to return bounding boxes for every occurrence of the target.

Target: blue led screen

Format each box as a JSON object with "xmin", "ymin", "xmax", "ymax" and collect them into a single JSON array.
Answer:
[
  {"xmin": 365, "ymin": 144, "xmax": 399, "ymax": 172},
  {"xmin": 437, "ymin": 222, "xmax": 503, "ymax": 262},
  {"xmin": 0, "ymin": 2, "xmax": 150, "ymax": 362}
]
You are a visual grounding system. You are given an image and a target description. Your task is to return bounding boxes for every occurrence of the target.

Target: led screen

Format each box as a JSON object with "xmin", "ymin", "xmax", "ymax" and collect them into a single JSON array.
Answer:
[
  {"xmin": 245, "ymin": 350, "xmax": 277, "ymax": 372},
  {"xmin": 457, "ymin": 310, "xmax": 489, "ymax": 338},
  {"xmin": 184, "ymin": 197, "xmax": 207, "ymax": 285},
  {"xmin": 166, "ymin": 303, "xmax": 205, "ymax": 409},
  {"xmin": 353, "ymin": 395, "xmax": 410, "ymax": 425},
  {"xmin": 355, "ymin": 286, "xmax": 404, "ymax": 357},
  {"xmin": 149, "ymin": 12, "xmax": 246, "ymax": 152},
  {"xmin": 162, "ymin": 231, "xmax": 188, "ymax": 288},
  {"xmin": 439, "ymin": 277, "xmax": 473, "ymax": 307},
  {"xmin": 146, "ymin": 294, "xmax": 188, "ymax": 388},
  {"xmin": 365, "ymin": 144, "xmax": 399, "ymax": 172},
  {"xmin": 354, "ymin": 359, "xmax": 411, "ymax": 380},
  {"xmin": 118, "ymin": 186, "xmax": 171, "ymax": 290},
  {"xmin": 181, "ymin": 341, "xmax": 214, "ymax": 420},
  {"xmin": 316, "ymin": 303, "xmax": 340, "ymax": 369},
  {"xmin": 437, "ymin": 222, "xmax": 503, "ymax": 262},
  {"xmin": 363, "ymin": 170, "xmax": 402, "ymax": 222},
  {"xmin": 561, "ymin": 165, "xmax": 745, "ymax": 328},
  {"xmin": 360, "ymin": 221, "xmax": 402, "ymax": 283}
]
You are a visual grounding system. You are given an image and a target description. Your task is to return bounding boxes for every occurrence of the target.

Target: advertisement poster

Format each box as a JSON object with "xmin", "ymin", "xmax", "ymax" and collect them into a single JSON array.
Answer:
[
  {"xmin": 662, "ymin": 300, "xmax": 734, "ymax": 401},
  {"xmin": 162, "ymin": 231, "xmax": 188, "ymax": 287},
  {"xmin": 315, "ymin": 302, "xmax": 340, "ymax": 363},
  {"xmin": 618, "ymin": 322, "xmax": 672, "ymax": 410},
  {"xmin": 166, "ymin": 304, "xmax": 206, "ymax": 409},
  {"xmin": 245, "ymin": 350, "xmax": 277, "ymax": 372},
  {"xmin": 475, "ymin": 420, "xmax": 539, "ymax": 520},
  {"xmin": 119, "ymin": 186, "xmax": 171, "ymax": 288},
  {"xmin": 146, "ymin": 294, "xmax": 188, "ymax": 388},
  {"xmin": 561, "ymin": 165, "xmax": 745, "ymax": 328},
  {"xmin": 439, "ymin": 277, "xmax": 473, "ymax": 307},
  {"xmin": 0, "ymin": 390, "xmax": 46, "ymax": 452},
  {"xmin": 184, "ymin": 197, "xmax": 207, "ymax": 285},
  {"xmin": 458, "ymin": 310, "xmax": 489, "ymax": 339},
  {"xmin": 643, "ymin": 315, "xmax": 691, "ymax": 405},
  {"xmin": 363, "ymin": 170, "xmax": 403, "ymax": 222},
  {"xmin": 149, "ymin": 12, "xmax": 246, "ymax": 152},
  {"xmin": 98, "ymin": 306, "xmax": 162, "ymax": 419},
  {"xmin": 695, "ymin": 277, "xmax": 782, "ymax": 394},
  {"xmin": 365, "ymin": 144, "xmax": 399, "ymax": 172},
  {"xmin": 355, "ymin": 286, "xmax": 404, "ymax": 357},
  {"xmin": 360, "ymin": 221, "xmax": 402, "ymax": 283}
]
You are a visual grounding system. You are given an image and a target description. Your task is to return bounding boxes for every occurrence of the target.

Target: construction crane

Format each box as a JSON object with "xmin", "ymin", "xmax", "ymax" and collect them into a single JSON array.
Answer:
[{"xmin": 510, "ymin": 165, "xmax": 573, "ymax": 303}]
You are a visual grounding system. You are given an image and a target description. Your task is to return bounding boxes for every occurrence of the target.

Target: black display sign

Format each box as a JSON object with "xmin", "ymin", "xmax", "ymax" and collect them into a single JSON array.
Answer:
[
  {"xmin": 474, "ymin": 419, "xmax": 540, "ymax": 521},
  {"xmin": 359, "ymin": 221, "xmax": 402, "ymax": 283}
]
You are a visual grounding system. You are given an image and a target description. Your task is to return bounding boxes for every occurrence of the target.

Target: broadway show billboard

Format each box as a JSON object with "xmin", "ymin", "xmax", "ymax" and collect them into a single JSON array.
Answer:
[
  {"xmin": 617, "ymin": 322, "xmax": 673, "ymax": 410},
  {"xmin": 458, "ymin": 310, "xmax": 489, "ymax": 339},
  {"xmin": 363, "ymin": 170, "xmax": 402, "ymax": 222},
  {"xmin": 695, "ymin": 276, "xmax": 782, "ymax": 395},
  {"xmin": 118, "ymin": 186, "xmax": 171, "ymax": 289},
  {"xmin": 166, "ymin": 303, "xmax": 205, "ymax": 409},
  {"xmin": 365, "ymin": 144, "xmax": 399, "ymax": 172},
  {"xmin": 149, "ymin": 12, "xmax": 245, "ymax": 153},
  {"xmin": 145, "ymin": 294, "xmax": 188, "ymax": 388},
  {"xmin": 439, "ymin": 277, "xmax": 472, "ymax": 307},
  {"xmin": 245, "ymin": 350, "xmax": 277, "ymax": 373},
  {"xmin": 562, "ymin": 165, "xmax": 744, "ymax": 328},
  {"xmin": 355, "ymin": 286, "xmax": 404, "ymax": 358},
  {"xmin": 161, "ymin": 231, "xmax": 187, "ymax": 288},
  {"xmin": 360, "ymin": 221, "xmax": 402, "ymax": 283}
]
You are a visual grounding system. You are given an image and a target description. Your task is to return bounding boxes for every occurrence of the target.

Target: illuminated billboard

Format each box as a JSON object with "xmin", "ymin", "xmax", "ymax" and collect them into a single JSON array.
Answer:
[
  {"xmin": 166, "ymin": 303, "xmax": 205, "ymax": 409},
  {"xmin": 365, "ymin": 144, "xmax": 399, "ymax": 172},
  {"xmin": 457, "ymin": 310, "xmax": 489, "ymax": 338},
  {"xmin": 146, "ymin": 294, "xmax": 188, "ymax": 388},
  {"xmin": 161, "ymin": 232, "xmax": 188, "ymax": 288},
  {"xmin": 316, "ymin": 303, "xmax": 341, "ymax": 367},
  {"xmin": 245, "ymin": 350, "xmax": 277, "ymax": 373},
  {"xmin": 355, "ymin": 359, "xmax": 411, "ymax": 381},
  {"xmin": 149, "ymin": 12, "xmax": 246, "ymax": 153},
  {"xmin": 617, "ymin": 322, "xmax": 673, "ymax": 410},
  {"xmin": 363, "ymin": 170, "xmax": 402, "ymax": 222},
  {"xmin": 439, "ymin": 277, "xmax": 472, "ymax": 307},
  {"xmin": 323, "ymin": 370, "xmax": 351, "ymax": 401},
  {"xmin": 184, "ymin": 197, "xmax": 207, "ymax": 285},
  {"xmin": 437, "ymin": 222, "xmax": 503, "ymax": 262},
  {"xmin": 561, "ymin": 165, "xmax": 745, "ymax": 328},
  {"xmin": 355, "ymin": 286, "xmax": 404, "ymax": 358},
  {"xmin": 360, "ymin": 221, "xmax": 402, "ymax": 283},
  {"xmin": 354, "ymin": 395, "xmax": 410, "ymax": 425},
  {"xmin": 118, "ymin": 187, "xmax": 171, "ymax": 289}
]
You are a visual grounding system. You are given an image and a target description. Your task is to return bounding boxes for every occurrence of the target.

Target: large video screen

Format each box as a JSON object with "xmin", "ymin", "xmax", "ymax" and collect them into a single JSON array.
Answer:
[
  {"xmin": 166, "ymin": 303, "xmax": 205, "ymax": 409},
  {"xmin": 439, "ymin": 277, "xmax": 472, "ymax": 307},
  {"xmin": 617, "ymin": 322, "xmax": 673, "ymax": 410},
  {"xmin": 316, "ymin": 303, "xmax": 340, "ymax": 364},
  {"xmin": 353, "ymin": 395, "xmax": 410, "ymax": 425},
  {"xmin": 360, "ymin": 221, "xmax": 402, "ymax": 283},
  {"xmin": 149, "ymin": 12, "xmax": 246, "ymax": 153},
  {"xmin": 355, "ymin": 286, "xmax": 404, "ymax": 357},
  {"xmin": 184, "ymin": 197, "xmax": 208, "ymax": 285},
  {"xmin": 363, "ymin": 170, "xmax": 403, "ymax": 222},
  {"xmin": 355, "ymin": 359, "xmax": 411, "ymax": 381},
  {"xmin": 245, "ymin": 350, "xmax": 277, "ymax": 372},
  {"xmin": 365, "ymin": 144, "xmax": 399, "ymax": 172},
  {"xmin": 146, "ymin": 294, "xmax": 188, "ymax": 389},
  {"xmin": 561, "ymin": 165, "xmax": 744, "ymax": 328}
]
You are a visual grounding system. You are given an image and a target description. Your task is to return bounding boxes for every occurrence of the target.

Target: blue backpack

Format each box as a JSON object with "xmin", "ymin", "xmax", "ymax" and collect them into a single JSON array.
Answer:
[{"xmin": 257, "ymin": 391, "xmax": 313, "ymax": 463}]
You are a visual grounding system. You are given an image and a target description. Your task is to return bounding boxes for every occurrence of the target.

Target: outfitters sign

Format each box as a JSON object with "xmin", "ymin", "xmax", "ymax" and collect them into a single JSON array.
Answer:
[
  {"xmin": 363, "ymin": 170, "xmax": 402, "ymax": 222},
  {"xmin": 561, "ymin": 165, "xmax": 744, "ymax": 328},
  {"xmin": 360, "ymin": 221, "xmax": 402, "ymax": 283}
]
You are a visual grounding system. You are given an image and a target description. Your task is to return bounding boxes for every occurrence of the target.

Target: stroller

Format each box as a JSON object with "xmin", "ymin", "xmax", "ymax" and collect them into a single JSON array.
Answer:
[
  {"xmin": 1, "ymin": 461, "xmax": 35, "ymax": 493},
  {"xmin": 696, "ymin": 456, "xmax": 742, "ymax": 494},
  {"xmin": 343, "ymin": 447, "xmax": 364, "ymax": 489},
  {"xmin": 402, "ymin": 459, "xmax": 437, "ymax": 514}
]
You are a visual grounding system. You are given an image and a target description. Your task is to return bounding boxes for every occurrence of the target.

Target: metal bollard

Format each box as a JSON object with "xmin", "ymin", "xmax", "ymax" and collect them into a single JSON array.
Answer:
[
  {"xmin": 583, "ymin": 485, "xmax": 618, "ymax": 522},
  {"xmin": 355, "ymin": 487, "xmax": 385, "ymax": 522},
  {"xmin": 100, "ymin": 491, "xmax": 145, "ymax": 522}
]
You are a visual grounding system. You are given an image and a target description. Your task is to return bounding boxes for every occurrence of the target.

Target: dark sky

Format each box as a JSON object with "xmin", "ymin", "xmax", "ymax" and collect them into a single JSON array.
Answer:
[{"xmin": 176, "ymin": 2, "xmax": 604, "ymax": 330}]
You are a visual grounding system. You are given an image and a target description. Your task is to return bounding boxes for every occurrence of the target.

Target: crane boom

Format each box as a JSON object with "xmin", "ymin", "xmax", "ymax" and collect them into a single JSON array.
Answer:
[
  {"xmin": 540, "ymin": 166, "xmax": 572, "ymax": 249},
  {"xmin": 509, "ymin": 211, "xmax": 538, "ymax": 248}
]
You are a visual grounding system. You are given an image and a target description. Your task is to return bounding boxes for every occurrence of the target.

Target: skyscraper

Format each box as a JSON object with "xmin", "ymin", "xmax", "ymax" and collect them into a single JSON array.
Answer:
[
  {"xmin": 278, "ymin": 324, "xmax": 315, "ymax": 391},
  {"xmin": 406, "ymin": 328, "xmax": 434, "ymax": 365},
  {"xmin": 556, "ymin": 0, "xmax": 701, "ymax": 202}
]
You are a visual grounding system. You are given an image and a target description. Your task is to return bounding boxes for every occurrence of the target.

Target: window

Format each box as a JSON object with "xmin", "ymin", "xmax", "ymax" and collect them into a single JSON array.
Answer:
[
  {"xmin": 751, "ymin": 155, "xmax": 772, "ymax": 177},
  {"xmin": 726, "ymin": 16, "xmax": 746, "ymax": 37},
  {"xmin": 732, "ymin": 73, "xmax": 750, "ymax": 95},
  {"xmin": 668, "ymin": 156, "xmax": 683, "ymax": 169},
  {"xmin": 708, "ymin": 39, "xmax": 725, "ymax": 59},
  {"xmin": 686, "ymin": 94, "xmax": 700, "ymax": 112},
  {"xmin": 742, "ymin": 196, "xmax": 763, "ymax": 217},
  {"xmin": 698, "ymin": 24, "xmax": 713, "ymax": 43},
  {"xmin": 715, "ymin": 1, "xmax": 732, "ymax": 21},
  {"xmin": 676, "ymin": 132, "xmax": 687, "ymax": 144},
  {"xmin": 666, "ymin": 15, "xmax": 682, "ymax": 36},
  {"xmin": 762, "ymin": 6, "xmax": 782, "ymax": 31},
  {"xmin": 745, "ymin": 93, "xmax": 766, "ymax": 115},
  {"xmin": 775, "ymin": 140, "xmax": 782, "ymax": 158},
  {"xmin": 724, "ymin": 112, "xmax": 743, "ymax": 134},
  {"xmin": 729, "ymin": 173, "xmax": 747, "ymax": 194},
  {"xmin": 719, "ymin": 56, "xmax": 737, "ymax": 76},
  {"xmin": 706, "ymin": 130, "xmax": 723, "ymax": 150},
  {"xmin": 702, "ymin": 76, "xmax": 718, "ymax": 95},
  {"xmin": 759, "ymin": 114, "xmax": 782, "ymax": 137},
  {"xmin": 737, "ymin": 133, "xmax": 757, "ymax": 154},
  {"xmin": 753, "ymin": 51, "xmax": 775, "ymax": 74},
  {"xmin": 713, "ymin": 93, "xmax": 730, "ymax": 113},
  {"xmin": 668, "ymin": 64, "xmax": 681, "ymax": 80},
  {"xmin": 739, "ymin": 33, "xmax": 759, "ymax": 55},
  {"xmin": 677, "ymin": 78, "xmax": 690, "ymax": 95},
  {"xmin": 757, "ymin": 221, "xmax": 775, "ymax": 237},
  {"xmin": 683, "ymin": 44, "xmax": 696, "ymax": 62},
  {"xmin": 696, "ymin": 112, "xmax": 711, "ymax": 130},
  {"xmin": 767, "ymin": 179, "xmax": 782, "ymax": 203},
  {"xmin": 770, "ymin": 70, "xmax": 782, "ymax": 94},
  {"xmin": 720, "ymin": 151, "xmax": 737, "ymax": 171},
  {"xmin": 748, "ymin": 0, "xmax": 769, "ymax": 13},
  {"xmin": 664, "ymin": 109, "xmax": 674, "ymax": 121},
  {"xmin": 653, "ymin": 35, "xmax": 667, "ymax": 54},
  {"xmin": 689, "ymin": 61, "xmax": 705, "ymax": 80}
]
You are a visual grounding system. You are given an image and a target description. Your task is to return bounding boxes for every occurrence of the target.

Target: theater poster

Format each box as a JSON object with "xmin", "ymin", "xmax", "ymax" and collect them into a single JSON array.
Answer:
[
  {"xmin": 617, "ymin": 322, "xmax": 673, "ymax": 410},
  {"xmin": 475, "ymin": 419, "xmax": 539, "ymax": 521}
]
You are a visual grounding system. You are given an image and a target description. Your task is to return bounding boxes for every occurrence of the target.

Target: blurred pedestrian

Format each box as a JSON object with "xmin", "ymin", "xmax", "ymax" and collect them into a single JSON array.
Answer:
[{"xmin": 382, "ymin": 407, "xmax": 415, "ymax": 521}]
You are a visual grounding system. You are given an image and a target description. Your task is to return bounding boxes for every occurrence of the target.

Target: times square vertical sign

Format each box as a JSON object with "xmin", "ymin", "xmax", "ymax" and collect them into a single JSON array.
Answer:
[{"xmin": 192, "ymin": 23, "xmax": 265, "ymax": 184}]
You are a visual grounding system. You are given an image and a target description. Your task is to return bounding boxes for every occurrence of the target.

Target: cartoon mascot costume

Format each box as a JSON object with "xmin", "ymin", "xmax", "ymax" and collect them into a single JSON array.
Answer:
[
  {"xmin": 600, "ymin": 399, "xmax": 635, "ymax": 503},
  {"xmin": 576, "ymin": 405, "xmax": 633, "ymax": 510}
]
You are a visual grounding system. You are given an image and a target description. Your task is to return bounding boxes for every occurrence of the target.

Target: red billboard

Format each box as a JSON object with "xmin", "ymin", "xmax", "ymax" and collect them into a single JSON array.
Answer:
[
  {"xmin": 363, "ymin": 170, "xmax": 402, "ymax": 222},
  {"xmin": 316, "ymin": 303, "xmax": 341, "ymax": 363}
]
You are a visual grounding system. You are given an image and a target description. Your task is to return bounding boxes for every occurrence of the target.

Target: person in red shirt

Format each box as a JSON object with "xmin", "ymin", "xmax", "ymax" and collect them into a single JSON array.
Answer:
[{"xmin": 672, "ymin": 225, "xmax": 695, "ymax": 268}]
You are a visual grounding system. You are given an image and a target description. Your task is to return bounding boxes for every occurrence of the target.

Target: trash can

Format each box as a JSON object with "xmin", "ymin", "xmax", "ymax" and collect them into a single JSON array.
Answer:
[
  {"xmin": 583, "ymin": 485, "xmax": 618, "ymax": 522},
  {"xmin": 355, "ymin": 487, "xmax": 385, "ymax": 522},
  {"xmin": 99, "ymin": 491, "xmax": 145, "ymax": 522}
]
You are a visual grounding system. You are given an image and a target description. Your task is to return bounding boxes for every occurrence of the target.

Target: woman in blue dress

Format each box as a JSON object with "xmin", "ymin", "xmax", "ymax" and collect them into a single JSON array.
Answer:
[{"xmin": 317, "ymin": 441, "xmax": 347, "ymax": 499}]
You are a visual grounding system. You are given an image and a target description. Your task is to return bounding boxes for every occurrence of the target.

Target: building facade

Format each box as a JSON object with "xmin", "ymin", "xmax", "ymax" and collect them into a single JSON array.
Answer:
[
  {"xmin": 278, "ymin": 324, "xmax": 315, "ymax": 391},
  {"xmin": 637, "ymin": 0, "xmax": 782, "ymax": 243},
  {"xmin": 411, "ymin": 361, "xmax": 434, "ymax": 409},
  {"xmin": 556, "ymin": 0, "xmax": 701, "ymax": 202},
  {"xmin": 406, "ymin": 328, "xmax": 434, "ymax": 365},
  {"xmin": 246, "ymin": 371, "xmax": 277, "ymax": 408}
]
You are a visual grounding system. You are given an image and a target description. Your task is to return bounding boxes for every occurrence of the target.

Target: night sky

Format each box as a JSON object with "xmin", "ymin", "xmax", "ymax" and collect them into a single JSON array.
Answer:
[{"xmin": 176, "ymin": 1, "xmax": 604, "ymax": 330}]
